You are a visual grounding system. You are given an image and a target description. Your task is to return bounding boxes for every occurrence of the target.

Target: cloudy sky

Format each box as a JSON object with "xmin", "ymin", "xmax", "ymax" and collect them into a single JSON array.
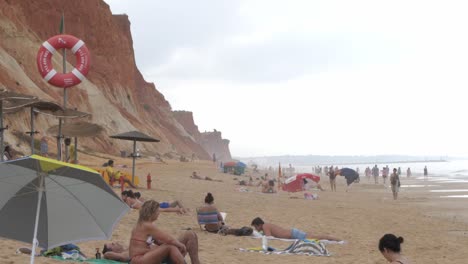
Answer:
[{"xmin": 104, "ymin": 0, "xmax": 468, "ymax": 157}]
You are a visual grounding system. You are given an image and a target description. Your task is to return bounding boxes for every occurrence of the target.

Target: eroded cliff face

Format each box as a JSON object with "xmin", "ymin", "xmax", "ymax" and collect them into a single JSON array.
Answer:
[
  {"xmin": 0, "ymin": 0, "xmax": 230, "ymax": 159},
  {"xmin": 172, "ymin": 111, "xmax": 231, "ymax": 161},
  {"xmin": 200, "ymin": 130, "xmax": 232, "ymax": 162}
]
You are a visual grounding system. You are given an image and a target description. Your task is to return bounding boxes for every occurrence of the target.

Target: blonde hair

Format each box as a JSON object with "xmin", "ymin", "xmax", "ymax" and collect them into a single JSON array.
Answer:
[{"xmin": 138, "ymin": 200, "xmax": 160, "ymax": 222}]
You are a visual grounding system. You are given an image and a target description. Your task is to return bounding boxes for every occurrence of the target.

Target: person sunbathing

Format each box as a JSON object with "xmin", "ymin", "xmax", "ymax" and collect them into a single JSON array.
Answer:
[
  {"xmin": 191, "ymin": 171, "xmax": 223, "ymax": 182},
  {"xmin": 125, "ymin": 192, "xmax": 143, "ymax": 209},
  {"xmin": 106, "ymin": 159, "xmax": 136, "ymax": 188},
  {"xmin": 159, "ymin": 200, "xmax": 189, "ymax": 214},
  {"xmin": 251, "ymin": 217, "xmax": 341, "ymax": 241},
  {"xmin": 134, "ymin": 192, "xmax": 145, "ymax": 202},
  {"xmin": 123, "ymin": 190, "xmax": 188, "ymax": 214},
  {"xmin": 258, "ymin": 179, "xmax": 276, "ymax": 193},
  {"xmin": 130, "ymin": 200, "xmax": 200, "ymax": 264},
  {"xmin": 198, "ymin": 193, "xmax": 225, "ymax": 233},
  {"xmin": 238, "ymin": 176, "xmax": 255, "ymax": 186}
]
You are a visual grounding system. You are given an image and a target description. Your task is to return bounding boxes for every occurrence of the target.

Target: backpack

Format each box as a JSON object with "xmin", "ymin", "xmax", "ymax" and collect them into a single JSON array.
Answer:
[{"xmin": 234, "ymin": 226, "xmax": 253, "ymax": 236}]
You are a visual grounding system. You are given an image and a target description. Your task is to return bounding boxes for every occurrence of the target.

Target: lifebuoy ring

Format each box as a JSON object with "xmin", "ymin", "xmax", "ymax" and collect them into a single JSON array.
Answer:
[{"xmin": 36, "ymin": 34, "xmax": 90, "ymax": 88}]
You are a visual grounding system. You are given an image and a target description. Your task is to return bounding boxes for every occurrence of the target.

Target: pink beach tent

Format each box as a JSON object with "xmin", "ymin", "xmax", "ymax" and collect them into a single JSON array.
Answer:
[{"xmin": 282, "ymin": 173, "xmax": 321, "ymax": 192}]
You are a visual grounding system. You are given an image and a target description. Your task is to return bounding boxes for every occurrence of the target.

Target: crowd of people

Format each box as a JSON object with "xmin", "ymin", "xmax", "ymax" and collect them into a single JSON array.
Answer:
[{"xmin": 108, "ymin": 186, "xmax": 407, "ymax": 263}]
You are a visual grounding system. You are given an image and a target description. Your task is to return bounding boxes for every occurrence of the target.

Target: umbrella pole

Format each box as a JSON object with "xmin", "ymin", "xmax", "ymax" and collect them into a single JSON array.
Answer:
[
  {"xmin": 30, "ymin": 173, "xmax": 44, "ymax": 264},
  {"xmin": 30, "ymin": 107, "xmax": 35, "ymax": 155},
  {"xmin": 0, "ymin": 100, "xmax": 3, "ymax": 162},
  {"xmin": 132, "ymin": 140, "xmax": 136, "ymax": 184},
  {"xmin": 74, "ymin": 137, "xmax": 78, "ymax": 164}
]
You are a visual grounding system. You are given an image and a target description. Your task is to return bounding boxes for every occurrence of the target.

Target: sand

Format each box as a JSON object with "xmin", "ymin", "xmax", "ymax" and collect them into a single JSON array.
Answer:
[{"xmin": 3, "ymin": 154, "xmax": 468, "ymax": 264}]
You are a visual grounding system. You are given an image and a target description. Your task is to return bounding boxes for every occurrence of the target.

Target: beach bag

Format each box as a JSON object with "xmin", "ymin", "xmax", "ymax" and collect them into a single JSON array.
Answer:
[{"xmin": 234, "ymin": 226, "xmax": 253, "ymax": 236}]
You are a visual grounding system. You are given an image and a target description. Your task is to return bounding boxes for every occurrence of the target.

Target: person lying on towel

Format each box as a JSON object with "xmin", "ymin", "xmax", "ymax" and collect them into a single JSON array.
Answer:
[{"xmin": 251, "ymin": 217, "xmax": 341, "ymax": 241}]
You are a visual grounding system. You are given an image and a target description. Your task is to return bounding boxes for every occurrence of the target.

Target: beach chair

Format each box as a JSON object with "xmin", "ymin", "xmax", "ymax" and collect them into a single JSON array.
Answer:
[
  {"xmin": 121, "ymin": 171, "xmax": 140, "ymax": 187},
  {"xmin": 196, "ymin": 209, "xmax": 219, "ymax": 230},
  {"xmin": 196, "ymin": 208, "xmax": 227, "ymax": 231}
]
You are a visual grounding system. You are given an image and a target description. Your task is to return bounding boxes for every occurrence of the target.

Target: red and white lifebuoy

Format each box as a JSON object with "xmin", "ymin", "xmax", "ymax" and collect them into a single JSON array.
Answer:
[{"xmin": 36, "ymin": 34, "xmax": 90, "ymax": 88}]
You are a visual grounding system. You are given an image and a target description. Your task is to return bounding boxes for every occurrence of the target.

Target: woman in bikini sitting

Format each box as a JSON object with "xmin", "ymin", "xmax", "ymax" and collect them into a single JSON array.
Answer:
[
  {"xmin": 379, "ymin": 234, "xmax": 409, "ymax": 264},
  {"xmin": 129, "ymin": 200, "xmax": 187, "ymax": 264}
]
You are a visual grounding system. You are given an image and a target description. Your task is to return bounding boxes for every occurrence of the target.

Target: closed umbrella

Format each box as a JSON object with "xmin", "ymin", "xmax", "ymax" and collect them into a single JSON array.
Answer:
[
  {"xmin": 110, "ymin": 131, "xmax": 160, "ymax": 184},
  {"xmin": 0, "ymin": 155, "xmax": 129, "ymax": 263}
]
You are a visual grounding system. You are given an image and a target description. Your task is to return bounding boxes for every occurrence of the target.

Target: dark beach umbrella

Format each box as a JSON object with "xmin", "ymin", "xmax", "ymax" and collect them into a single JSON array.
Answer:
[
  {"xmin": 0, "ymin": 90, "xmax": 37, "ymax": 161},
  {"xmin": 36, "ymin": 108, "xmax": 90, "ymax": 160},
  {"xmin": 110, "ymin": 131, "xmax": 160, "ymax": 184},
  {"xmin": 337, "ymin": 168, "xmax": 360, "ymax": 185},
  {"xmin": 47, "ymin": 121, "xmax": 104, "ymax": 163},
  {"xmin": 47, "ymin": 121, "xmax": 103, "ymax": 137}
]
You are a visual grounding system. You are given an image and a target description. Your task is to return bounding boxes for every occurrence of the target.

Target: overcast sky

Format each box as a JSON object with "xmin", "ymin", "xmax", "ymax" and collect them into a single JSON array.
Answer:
[{"xmin": 104, "ymin": 0, "xmax": 468, "ymax": 157}]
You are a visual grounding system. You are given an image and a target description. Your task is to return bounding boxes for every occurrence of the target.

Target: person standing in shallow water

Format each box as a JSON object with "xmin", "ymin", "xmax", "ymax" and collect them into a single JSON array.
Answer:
[
  {"xmin": 328, "ymin": 166, "xmax": 337, "ymax": 192},
  {"xmin": 423, "ymin": 166, "xmax": 428, "ymax": 179}
]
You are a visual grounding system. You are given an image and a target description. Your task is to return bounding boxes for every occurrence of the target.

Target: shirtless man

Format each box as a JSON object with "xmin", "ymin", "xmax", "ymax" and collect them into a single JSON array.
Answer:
[{"xmin": 251, "ymin": 217, "xmax": 341, "ymax": 241}]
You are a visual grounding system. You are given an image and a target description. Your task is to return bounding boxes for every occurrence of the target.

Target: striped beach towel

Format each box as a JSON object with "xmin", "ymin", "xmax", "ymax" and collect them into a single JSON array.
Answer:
[{"xmin": 239, "ymin": 239, "xmax": 330, "ymax": 256}]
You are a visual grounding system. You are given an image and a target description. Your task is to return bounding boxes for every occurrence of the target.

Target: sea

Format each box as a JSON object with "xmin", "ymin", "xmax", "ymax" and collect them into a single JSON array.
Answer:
[
  {"xmin": 294, "ymin": 159, "xmax": 468, "ymax": 181},
  {"xmin": 290, "ymin": 160, "xmax": 468, "ymax": 198}
]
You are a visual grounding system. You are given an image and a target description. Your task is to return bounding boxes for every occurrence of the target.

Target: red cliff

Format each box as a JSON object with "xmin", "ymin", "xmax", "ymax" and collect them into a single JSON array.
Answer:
[
  {"xmin": 200, "ymin": 130, "xmax": 232, "ymax": 162},
  {"xmin": 0, "ymin": 0, "xmax": 231, "ymax": 159}
]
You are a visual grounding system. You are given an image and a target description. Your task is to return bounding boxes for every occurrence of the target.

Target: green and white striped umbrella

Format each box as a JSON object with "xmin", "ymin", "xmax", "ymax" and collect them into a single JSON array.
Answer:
[{"xmin": 0, "ymin": 155, "xmax": 129, "ymax": 263}]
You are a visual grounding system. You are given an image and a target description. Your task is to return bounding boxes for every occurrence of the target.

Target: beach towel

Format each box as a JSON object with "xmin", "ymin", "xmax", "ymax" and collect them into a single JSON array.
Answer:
[
  {"xmin": 50, "ymin": 256, "xmax": 126, "ymax": 263},
  {"xmin": 239, "ymin": 239, "xmax": 330, "ymax": 256},
  {"xmin": 251, "ymin": 230, "xmax": 345, "ymax": 244}
]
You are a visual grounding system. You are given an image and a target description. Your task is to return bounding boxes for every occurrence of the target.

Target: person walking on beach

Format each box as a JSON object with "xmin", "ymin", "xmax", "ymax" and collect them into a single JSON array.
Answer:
[
  {"xmin": 406, "ymin": 167, "xmax": 412, "ymax": 178},
  {"xmin": 328, "ymin": 166, "xmax": 337, "ymax": 192},
  {"xmin": 379, "ymin": 234, "xmax": 408, "ymax": 264},
  {"xmin": 372, "ymin": 165, "xmax": 379, "ymax": 184},
  {"xmin": 382, "ymin": 166, "xmax": 389, "ymax": 185},
  {"xmin": 390, "ymin": 168, "xmax": 401, "ymax": 200},
  {"xmin": 423, "ymin": 166, "xmax": 428, "ymax": 179},
  {"xmin": 365, "ymin": 167, "xmax": 371, "ymax": 182},
  {"xmin": 251, "ymin": 217, "xmax": 341, "ymax": 241}
]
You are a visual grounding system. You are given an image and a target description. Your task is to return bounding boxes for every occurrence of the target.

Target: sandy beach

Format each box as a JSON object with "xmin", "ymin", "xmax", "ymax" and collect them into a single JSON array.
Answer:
[{"xmin": 3, "ymin": 154, "xmax": 468, "ymax": 264}]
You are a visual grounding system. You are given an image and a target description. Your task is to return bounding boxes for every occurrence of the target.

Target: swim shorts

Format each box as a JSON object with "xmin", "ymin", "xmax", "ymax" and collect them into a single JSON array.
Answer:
[
  {"xmin": 160, "ymin": 202, "xmax": 170, "ymax": 208},
  {"xmin": 291, "ymin": 228, "xmax": 307, "ymax": 240}
]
